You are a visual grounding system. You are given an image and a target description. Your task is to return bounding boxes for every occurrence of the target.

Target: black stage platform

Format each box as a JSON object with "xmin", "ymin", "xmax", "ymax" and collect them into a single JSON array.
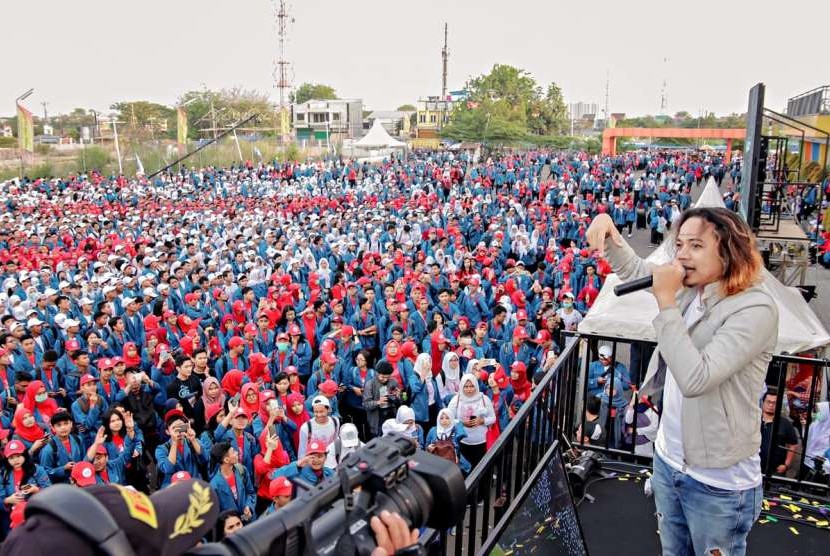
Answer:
[{"xmin": 576, "ymin": 463, "xmax": 829, "ymax": 555}]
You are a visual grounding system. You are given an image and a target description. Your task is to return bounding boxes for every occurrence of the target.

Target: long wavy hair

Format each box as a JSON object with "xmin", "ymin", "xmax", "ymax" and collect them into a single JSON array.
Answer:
[{"xmin": 676, "ymin": 207, "xmax": 762, "ymax": 296}]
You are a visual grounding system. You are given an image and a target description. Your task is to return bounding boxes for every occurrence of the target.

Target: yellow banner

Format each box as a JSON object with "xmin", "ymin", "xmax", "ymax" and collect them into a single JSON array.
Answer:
[
  {"xmin": 278, "ymin": 106, "xmax": 290, "ymax": 137},
  {"xmin": 177, "ymin": 107, "xmax": 188, "ymax": 146},
  {"xmin": 17, "ymin": 103, "xmax": 34, "ymax": 152}
]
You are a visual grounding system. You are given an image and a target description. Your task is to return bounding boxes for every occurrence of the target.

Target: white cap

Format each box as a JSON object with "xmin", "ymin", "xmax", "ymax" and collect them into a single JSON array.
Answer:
[
  {"xmin": 43, "ymin": 288, "xmax": 58, "ymax": 297},
  {"xmin": 142, "ymin": 288, "xmax": 157, "ymax": 298},
  {"xmin": 122, "ymin": 297, "xmax": 137, "ymax": 306},
  {"xmin": 26, "ymin": 318, "xmax": 45, "ymax": 327},
  {"xmin": 311, "ymin": 395, "xmax": 330, "ymax": 408},
  {"xmin": 62, "ymin": 318, "xmax": 80, "ymax": 330},
  {"xmin": 58, "ymin": 280, "xmax": 71, "ymax": 289},
  {"xmin": 598, "ymin": 345, "xmax": 613, "ymax": 358}
]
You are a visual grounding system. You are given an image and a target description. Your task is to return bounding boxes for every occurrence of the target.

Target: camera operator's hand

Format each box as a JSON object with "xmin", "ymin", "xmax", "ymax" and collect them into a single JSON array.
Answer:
[{"xmin": 370, "ymin": 510, "xmax": 420, "ymax": 556}]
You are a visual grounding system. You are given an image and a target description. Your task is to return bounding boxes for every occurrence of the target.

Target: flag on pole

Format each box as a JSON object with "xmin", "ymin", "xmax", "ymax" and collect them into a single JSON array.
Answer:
[
  {"xmin": 177, "ymin": 107, "xmax": 188, "ymax": 147},
  {"xmin": 254, "ymin": 146, "xmax": 263, "ymax": 160},
  {"xmin": 135, "ymin": 153, "xmax": 145, "ymax": 176},
  {"xmin": 16, "ymin": 102, "xmax": 34, "ymax": 153}
]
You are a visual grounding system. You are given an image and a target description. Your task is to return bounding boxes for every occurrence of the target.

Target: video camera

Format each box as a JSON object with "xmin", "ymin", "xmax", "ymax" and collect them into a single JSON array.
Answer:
[{"xmin": 190, "ymin": 433, "xmax": 467, "ymax": 556}]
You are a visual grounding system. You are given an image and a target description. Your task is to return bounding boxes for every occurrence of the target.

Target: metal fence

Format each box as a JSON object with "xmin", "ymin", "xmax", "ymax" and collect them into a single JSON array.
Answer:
[{"xmin": 422, "ymin": 333, "xmax": 830, "ymax": 555}]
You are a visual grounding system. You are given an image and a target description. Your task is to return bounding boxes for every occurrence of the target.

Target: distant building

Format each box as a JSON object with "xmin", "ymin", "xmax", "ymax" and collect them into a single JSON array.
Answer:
[
  {"xmin": 1, "ymin": 125, "xmax": 12, "ymax": 138},
  {"xmin": 43, "ymin": 124, "xmax": 54, "ymax": 136},
  {"xmin": 786, "ymin": 86, "xmax": 830, "ymax": 168},
  {"xmin": 569, "ymin": 102, "xmax": 599, "ymax": 121},
  {"xmin": 291, "ymin": 99, "xmax": 363, "ymax": 143}
]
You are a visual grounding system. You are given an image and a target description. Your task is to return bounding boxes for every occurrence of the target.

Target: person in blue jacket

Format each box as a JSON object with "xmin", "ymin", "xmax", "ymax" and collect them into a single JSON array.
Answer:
[
  {"xmin": 217, "ymin": 407, "xmax": 258, "ymax": 477},
  {"xmin": 407, "ymin": 353, "xmax": 444, "ymax": 431},
  {"xmin": 425, "ymin": 408, "xmax": 471, "ymax": 475},
  {"xmin": 83, "ymin": 420, "xmax": 137, "ymax": 486},
  {"xmin": 586, "ymin": 345, "xmax": 630, "ymax": 399},
  {"xmin": 71, "ymin": 373, "xmax": 108, "ymax": 448},
  {"xmin": 38, "ymin": 411, "xmax": 86, "ymax": 484},
  {"xmin": 154, "ymin": 409, "xmax": 208, "ymax": 487},
  {"xmin": 209, "ymin": 441, "xmax": 257, "ymax": 523},
  {"xmin": 272, "ymin": 439, "xmax": 334, "ymax": 487},
  {"xmin": 0, "ymin": 439, "xmax": 51, "ymax": 533}
]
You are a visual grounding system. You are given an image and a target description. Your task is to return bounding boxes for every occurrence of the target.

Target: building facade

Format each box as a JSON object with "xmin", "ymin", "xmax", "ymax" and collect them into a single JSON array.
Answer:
[{"xmin": 291, "ymin": 99, "xmax": 363, "ymax": 143}]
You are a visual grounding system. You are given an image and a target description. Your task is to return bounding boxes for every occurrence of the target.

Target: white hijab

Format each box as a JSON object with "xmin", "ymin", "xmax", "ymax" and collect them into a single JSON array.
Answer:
[{"xmin": 436, "ymin": 408, "xmax": 456, "ymax": 439}]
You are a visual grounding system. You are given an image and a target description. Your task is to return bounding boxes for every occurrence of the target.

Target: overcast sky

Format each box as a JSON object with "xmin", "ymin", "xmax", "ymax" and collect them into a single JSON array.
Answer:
[{"xmin": 2, "ymin": 0, "xmax": 828, "ymax": 118}]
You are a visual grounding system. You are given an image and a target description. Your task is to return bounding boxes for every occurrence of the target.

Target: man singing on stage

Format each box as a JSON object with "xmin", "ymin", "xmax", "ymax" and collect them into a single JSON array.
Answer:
[{"xmin": 588, "ymin": 207, "xmax": 778, "ymax": 556}]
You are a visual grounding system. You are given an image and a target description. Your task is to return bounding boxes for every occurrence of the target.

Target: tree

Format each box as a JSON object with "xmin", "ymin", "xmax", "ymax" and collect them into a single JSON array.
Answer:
[
  {"xmin": 396, "ymin": 104, "xmax": 416, "ymax": 111},
  {"xmin": 110, "ymin": 101, "xmax": 176, "ymax": 139},
  {"xmin": 442, "ymin": 63, "xmax": 568, "ymax": 142},
  {"xmin": 291, "ymin": 83, "xmax": 337, "ymax": 104}
]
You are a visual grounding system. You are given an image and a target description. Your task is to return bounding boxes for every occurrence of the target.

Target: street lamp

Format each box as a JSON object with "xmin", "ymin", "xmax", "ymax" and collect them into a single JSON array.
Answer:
[{"xmin": 15, "ymin": 88, "xmax": 34, "ymax": 104}]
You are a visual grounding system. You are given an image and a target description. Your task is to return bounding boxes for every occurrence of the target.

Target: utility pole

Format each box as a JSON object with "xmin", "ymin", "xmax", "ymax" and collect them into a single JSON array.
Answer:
[
  {"xmin": 40, "ymin": 102, "xmax": 49, "ymax": 126},
  {"xmin": 111, "ymin": 119, "xmax": 123, "ymax": 175},
  {"xmin": 210, "ymin": 97, "xmax": 218, "ymax": 141},
  {"xmin": 274, "ymin": 0, "xmax": 293, "ymax": 143},
  {"xmin": 659, "ymin": 57, "xmax": 668, "ymax": 116},
  {"xmin": 604, "ymin": 70, "xmax": 610, "ymax": 129},
  {"xmin": 441, "ymin": 22, "xmax": 449, "ymax": 99}
]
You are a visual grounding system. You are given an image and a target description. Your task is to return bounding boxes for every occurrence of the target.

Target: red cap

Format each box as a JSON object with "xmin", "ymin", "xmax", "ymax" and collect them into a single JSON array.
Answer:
[
  {"xmin": 276, "ymin": 332, "xmax": 289, "ymax": 341},
  {"xmin": 285, "ymin": 365, "xmax": 298, "ymax": 375},
  {"xmin": 244, "ymin": 323, "xmax": 257, "ymax": 335},
  {"xmin": 534, "ymin": 330, "xmax": 552, "ymax": 343},
  {"xmin": 468, "ymin": 276, "xmax": 481, "ymax": 286},
  {"xmin": 329, "ymin": 299, "xmax": 343, "ymax": 311},
  {"xmin": 228, "ymin": 336, "xmax": 245, "ymax": 349},
  {"xmin": 437, "ymin": 334, "xmax": 450, "ymax": 344},
  {"xmin": 340, "ymin": 325, "xmax": 354, "ymax": 338},
  {"xmin": 70, "ymin": 461, "xmax": 96, "ymax": 486},
  {"xmin": 250, "ymin": 352, "xmax": 270, "ymax": 365},
  {"xmin": 65, "ymin": 339, "xmax": 81, "ymax": 352},
  {"xmin": 184, "ymin": 293, "xmax": 199, "ymax": 304},
  {"xmin": 95, "ymin": 444, "xmax": 108, "ymax": 455},
  {"xmin": 319, "ymin": 379, "xmax": 338, "ymax": 397},
  {"xmin": 397, "ymin": 303, "xmax": 409, "ymax": 312},
  {"xmin": 4, "ymin": 440, "xmax": 25, "ymax": 457},
  {"xmin": 80, "ymin": 374, "xmax": 99, "ymax": 387},
  {"xmin": 163, "ymin": 310, "xmax": 176, "ymax": 319},
  {"xmin": 171, "ymin": 470, "xmax": 192, "ymax": 484},
  {"xmin": 233, "ymin": 407, "xmax": 249, "ymax": 419},
  {"xmin": 516, "ymin": 309, "xmax": 528, "ymax": 321},
  {"xmin": 320, "ymin": 351, "xmax": 337, "ymax": 365},
  {"xmin": 164, "ymin": 409, "xmax": 187, "ymax": 425},
  {"xmin": 476, "ymin": 321, "xmax": 488, "ymax": 330},
  {"xmin": 270, "ymin": 477, "xmax": 293, "ymax": 498},
  {"xmin": 97, "ymin": 358, "xmax": 114, "ymax": 370},
  {"xmin": 306, "ymin": 440, "xmax": 327, "ymax": 455},
  {"xmin": 288, "ymin": 324, "xmax": 302, "ymax": 336},
  {"xmin": 331, "ymin": 315, "xmax": 344, "ymax": 324}
]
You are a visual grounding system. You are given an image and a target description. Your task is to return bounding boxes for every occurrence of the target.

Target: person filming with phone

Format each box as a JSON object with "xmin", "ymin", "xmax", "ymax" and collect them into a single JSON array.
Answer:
[{"xmin": 587, "ymin": 207, "xmax": 778, "ymax": 556}]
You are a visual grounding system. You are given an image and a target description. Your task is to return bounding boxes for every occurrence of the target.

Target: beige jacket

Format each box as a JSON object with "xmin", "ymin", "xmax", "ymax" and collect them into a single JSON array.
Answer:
[{"xmin": 605, "ymin": 238, "xmax": 778, "ymax": 468}]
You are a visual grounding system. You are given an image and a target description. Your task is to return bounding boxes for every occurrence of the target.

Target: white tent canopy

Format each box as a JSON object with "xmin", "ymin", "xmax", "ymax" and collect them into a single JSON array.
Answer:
[
  {"xmin": 578, "ymin": 178, "xmax": 830, "ymax": 355},
  {"xmin": 354, "ymin": 119, "xmax": 406, "ymax": 149}
]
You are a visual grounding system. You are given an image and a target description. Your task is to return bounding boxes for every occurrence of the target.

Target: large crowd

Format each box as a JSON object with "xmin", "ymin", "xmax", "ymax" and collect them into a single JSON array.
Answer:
[{"xmin": 0, "ymin": 147, "xmax": 823, "ymax": 542}]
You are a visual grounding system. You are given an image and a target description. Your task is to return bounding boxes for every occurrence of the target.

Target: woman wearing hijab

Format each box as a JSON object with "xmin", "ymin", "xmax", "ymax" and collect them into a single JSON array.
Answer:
[
  {"xmin": 194, "ymin": 377, "xmax": 225, "ymax": 434},
  {"xmin": 394, "ymin": 406, "xmax": 424, "ymax": 449},
  {"xmin": 22, "ymin": 381, "xmax": 59, "ymax": 426},
  {"xmin": 408, "ymin": 353, "xmax": 443, "ymax": 432},
  {"xmin": 446, "ymin": 374, "xmax": 496, "ymax": 469},
  {"xmin": 285, "ymin": 392, "xmax": 309, "ymax": 451},
  {"xmin": 425, "ymin": 408, "xmax": 470, "ymax": 474},
  {"xmin": 122, "ymin": 342, "xmax": 143, "ymax": 370},
  {"xmin": 380, "ymin": 340, "xmax": 412, "ymax": 394},
  {"xmin": 438, "ymin": 352, "xmax": 461, "ymax": 405},
  {"xmin": 10, "ymin": 407, "xmax": 49, "ymax": 454},
  {"xmin": 220, "ymin": 370, "xmax": 247, "ymax": 399}
]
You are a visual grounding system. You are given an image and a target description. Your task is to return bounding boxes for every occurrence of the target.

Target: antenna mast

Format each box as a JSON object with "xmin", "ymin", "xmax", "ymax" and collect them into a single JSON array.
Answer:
[
  {"xmin": 603, "ymin": 70, "xmax": 610, "ymax": 129},
  {"xmin": 659, "ymin": 57, "xmax": 668, "ymax": 115},
  {"xmin": 275, "ymin": 0, "xmax": 292, "ymax": 107},
  {"xmin": 441, "ymin": 23, "xmax": 449, "ymax": 98}
]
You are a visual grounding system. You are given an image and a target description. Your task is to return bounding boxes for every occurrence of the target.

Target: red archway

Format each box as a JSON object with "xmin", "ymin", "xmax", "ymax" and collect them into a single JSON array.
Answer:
[{"xmin": 602, "ymin": 127, "xmax": 746, "ymax": 162}]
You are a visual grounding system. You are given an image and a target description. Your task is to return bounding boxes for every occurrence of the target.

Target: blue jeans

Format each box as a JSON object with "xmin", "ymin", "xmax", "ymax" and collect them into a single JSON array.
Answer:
[{"xmin": 652, "ymin": 454, "xmax": 762, "ymax": 556}]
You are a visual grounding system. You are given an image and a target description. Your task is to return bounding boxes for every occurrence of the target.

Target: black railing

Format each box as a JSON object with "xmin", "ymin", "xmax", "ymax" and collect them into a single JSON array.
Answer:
[
  {"xmin": 420, "ymin": 339, "xmax": 582, "ymax": 556},
  {"xmin": 422, "ymin": 332, "xmax": 829, "ymax": 555},
  {"xmin": 567, "ymin": 333, "xmax": 830, "ymax": 494}
]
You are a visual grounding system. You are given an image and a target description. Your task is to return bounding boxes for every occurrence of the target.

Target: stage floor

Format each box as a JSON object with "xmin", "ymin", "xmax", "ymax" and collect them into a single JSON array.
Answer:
[{"xmin": 576, "ymin": 463, "xmax": 829, "ymax": 555}]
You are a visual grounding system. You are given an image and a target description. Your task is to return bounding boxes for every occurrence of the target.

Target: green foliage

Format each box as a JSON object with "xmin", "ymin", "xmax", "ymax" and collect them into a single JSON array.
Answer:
[
  {"xmin": 0, "ymin": 137, "xmax": 17, "ymax": 148},
  {"xmin": 283, "ymin": 142, "xmax": 300, "ymax": 162},
  {"xmin": 291, "ymin": 83, "xmax": 337, "ymax": 105},
  {"xmin": 110, "ymin": 100, "xmax": 176, "ymax": 139},
  {"xmin": 76, "ymin": 146, "xmax": 112, "ymax": 173},
  {"xmin": 442, "ymin": 64, "xmax": 568, "ymax": 142},
  {"xmin": 396, "ymin": 104, "xmax": 416, "ymax": 112},
  {"xmin": 34, "ymin": 144, "xmax": 52, "ymax": 156},
  {"xmin": 617, "ymin": 113, "xmax": 746, "ymax": 129},
  {"xmin": 177, "ymin": 89, "xmax": 274, "ymax": 141}
]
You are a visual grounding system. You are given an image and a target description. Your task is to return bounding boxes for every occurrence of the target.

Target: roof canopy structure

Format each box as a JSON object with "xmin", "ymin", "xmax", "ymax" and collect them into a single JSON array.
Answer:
[
  {"xmin": 578, "ymin": 178, "xmax": 830, "ymax": 355},
  {"xmin": 354, "ymin": 119, "xmax": 406, "ymax": 149}
]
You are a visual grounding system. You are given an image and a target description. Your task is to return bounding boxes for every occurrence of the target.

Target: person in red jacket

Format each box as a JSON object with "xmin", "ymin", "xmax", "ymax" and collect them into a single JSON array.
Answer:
[{"xmin": 253, "ymin": 427, "xmax": 289, "ymax": 516}]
